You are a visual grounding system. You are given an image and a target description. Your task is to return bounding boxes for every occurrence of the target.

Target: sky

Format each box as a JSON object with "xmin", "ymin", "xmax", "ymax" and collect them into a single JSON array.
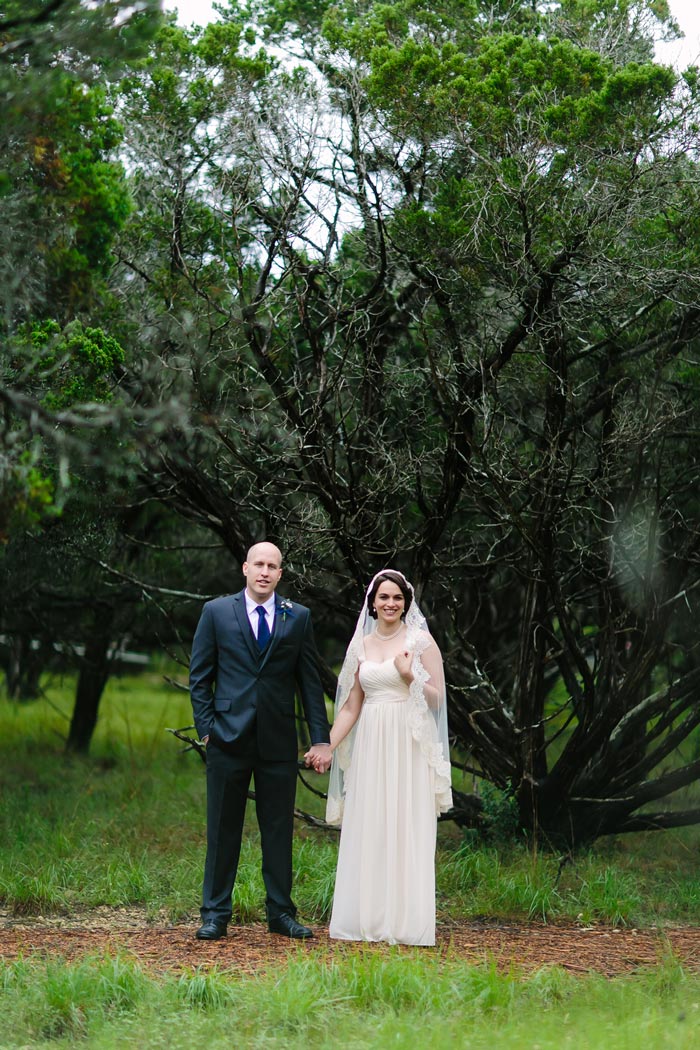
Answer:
[
  {"xmin": 655, "ymin": 0, "xmax": 700, "ymax": 66},
  {"xmin": 165, "ymin": 0, "xmax": 700, "ymax": 68}
]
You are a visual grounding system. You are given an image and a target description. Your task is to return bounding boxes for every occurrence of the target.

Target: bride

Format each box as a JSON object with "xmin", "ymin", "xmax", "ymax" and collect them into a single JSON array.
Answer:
[{"xmin": 306, "ymin": 570, "xmax": 452, "ymax": 945}]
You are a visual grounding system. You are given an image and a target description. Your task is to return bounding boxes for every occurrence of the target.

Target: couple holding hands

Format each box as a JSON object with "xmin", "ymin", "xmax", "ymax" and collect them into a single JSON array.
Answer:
[{"xmin": 189, "ymin": 542, "xmax": 453, "ymax": 946}]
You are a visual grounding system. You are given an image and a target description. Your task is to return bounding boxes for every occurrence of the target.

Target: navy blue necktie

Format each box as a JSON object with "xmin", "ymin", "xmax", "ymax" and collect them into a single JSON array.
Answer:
[{"xmin": 255, "ymin": 605, "xmax": 271, "ymax": 650}]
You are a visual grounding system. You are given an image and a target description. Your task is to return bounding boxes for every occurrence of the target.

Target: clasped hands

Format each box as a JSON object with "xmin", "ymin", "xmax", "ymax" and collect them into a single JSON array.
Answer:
[{"xmin": 304, "ymin": 742, "xmax": 332, "ymax": 774}]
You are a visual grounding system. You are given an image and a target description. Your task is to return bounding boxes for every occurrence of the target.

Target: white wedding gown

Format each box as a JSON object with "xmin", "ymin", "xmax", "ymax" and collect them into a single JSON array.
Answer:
[{"xmin": 328, "ymin": 657, "xmax": 438, "ymax": 945}]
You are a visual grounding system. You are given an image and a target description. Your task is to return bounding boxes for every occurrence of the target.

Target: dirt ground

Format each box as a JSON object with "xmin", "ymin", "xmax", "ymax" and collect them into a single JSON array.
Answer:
[{"xmin": 2, "ymin": 908, "xmax": 700, "ymax": 977}]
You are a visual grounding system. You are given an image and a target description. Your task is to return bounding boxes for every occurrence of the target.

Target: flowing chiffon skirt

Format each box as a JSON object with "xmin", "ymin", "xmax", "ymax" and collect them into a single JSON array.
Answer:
[{"xmin": 329, "ymin": 659, "xmax": 437, "ymax": 945}]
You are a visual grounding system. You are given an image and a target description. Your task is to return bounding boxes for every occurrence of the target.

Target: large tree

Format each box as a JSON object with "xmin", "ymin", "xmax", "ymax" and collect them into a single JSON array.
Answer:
[{"xmin": 109, "ymin": 0, "xmax": 700, "ymax": 846}]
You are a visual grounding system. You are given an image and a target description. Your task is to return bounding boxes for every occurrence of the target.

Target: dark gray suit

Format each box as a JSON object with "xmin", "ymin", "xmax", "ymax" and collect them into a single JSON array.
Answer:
[{"xmin": 190, "ymin": 589, "xmax": 330, "ymax": 924}]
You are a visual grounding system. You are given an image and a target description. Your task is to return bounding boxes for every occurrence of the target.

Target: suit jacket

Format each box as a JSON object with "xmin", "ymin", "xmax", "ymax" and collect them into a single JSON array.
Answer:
[{"xmin": 189, "ymin": 589, "xmax": 330, "ymax": 760}]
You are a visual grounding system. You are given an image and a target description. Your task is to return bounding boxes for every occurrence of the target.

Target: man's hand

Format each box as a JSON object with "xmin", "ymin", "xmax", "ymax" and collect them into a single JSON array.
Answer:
[{"xmin": 304, "ymin": 743, "xmax": 332, "ymax": 773}]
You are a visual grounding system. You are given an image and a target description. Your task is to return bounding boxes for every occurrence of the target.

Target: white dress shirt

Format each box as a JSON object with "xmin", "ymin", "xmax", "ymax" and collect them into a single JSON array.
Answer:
[{"xmin": 245, "ymin": 592, "xmax": 276, "ymax": 639}]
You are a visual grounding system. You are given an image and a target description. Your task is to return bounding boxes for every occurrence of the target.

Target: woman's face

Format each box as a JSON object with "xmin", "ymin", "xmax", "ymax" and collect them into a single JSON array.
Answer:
[{"xmin": 373, "ymin": 581, "xmax": 405, "ymax": 628}]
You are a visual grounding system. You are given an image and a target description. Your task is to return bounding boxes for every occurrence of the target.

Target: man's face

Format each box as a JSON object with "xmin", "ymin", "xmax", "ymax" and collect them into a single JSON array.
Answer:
[{"xmin": 243, "ymin": 543, "xmax": 283, "ymax": 602}]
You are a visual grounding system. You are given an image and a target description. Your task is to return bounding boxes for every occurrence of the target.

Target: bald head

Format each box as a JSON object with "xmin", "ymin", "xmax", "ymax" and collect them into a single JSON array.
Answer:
[
  {"xmin": 246, "ymin": 541, "xmax": 282, "ymax": 566},
  {"xmin": 243, "ymin": 542, "xmax": 283, "ymax": 603}
]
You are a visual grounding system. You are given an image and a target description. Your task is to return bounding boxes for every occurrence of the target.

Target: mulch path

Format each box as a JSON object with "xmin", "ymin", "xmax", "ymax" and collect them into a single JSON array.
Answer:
[{"xmin": 3, "ymin": 910, "xmax": 700, "ymax": 977}]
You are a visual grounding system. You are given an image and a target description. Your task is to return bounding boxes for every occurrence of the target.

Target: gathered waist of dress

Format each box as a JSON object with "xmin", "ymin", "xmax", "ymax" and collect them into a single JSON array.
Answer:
[{"xmin": 363, "ymin": 692, "xmax": 408, "ymax": 705}]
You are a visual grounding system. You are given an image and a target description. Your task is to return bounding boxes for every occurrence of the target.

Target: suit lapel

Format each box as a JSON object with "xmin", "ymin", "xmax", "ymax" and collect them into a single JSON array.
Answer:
[{"xmin": 258, "ymin": 597, "xmax": 291, "ymax": 671}]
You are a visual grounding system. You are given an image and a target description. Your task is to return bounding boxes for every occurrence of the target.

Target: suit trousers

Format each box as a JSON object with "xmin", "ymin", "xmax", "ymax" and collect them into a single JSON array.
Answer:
[{"xmin": 201, "ymin": 739, "xmax": 299, "ymax": 925}]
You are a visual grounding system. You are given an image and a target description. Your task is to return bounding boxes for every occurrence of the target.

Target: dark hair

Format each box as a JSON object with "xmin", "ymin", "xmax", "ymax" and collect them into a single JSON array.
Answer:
[{"xmin": 366, "ymin": 571, "xmax": 413, "ymax": 619}]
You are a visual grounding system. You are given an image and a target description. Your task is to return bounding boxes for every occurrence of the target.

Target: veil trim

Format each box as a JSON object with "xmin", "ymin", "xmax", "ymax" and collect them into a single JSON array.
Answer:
[{"xmin": 405, "ymin": 628, "xmax": 454, "ymax": 814}]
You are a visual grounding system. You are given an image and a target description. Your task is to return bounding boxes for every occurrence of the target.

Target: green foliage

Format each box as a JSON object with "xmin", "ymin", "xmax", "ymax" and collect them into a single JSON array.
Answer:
[
  {"xmin": 0, "ymin": 451, "xmax": 57, "ymax": 541},
  {"xmin": 363, "ymin": 28, "xmax": 678, "ymax": 152},
  {"xmin": 21, "ymin": 318, "xmax": 126, "ymax": 409},
  {"xmin": 35, "ymin": 83, "xmax": 131, "ymax": 291},
  {"xmin": 0, "ymin": 0, "xmax": 162, "ymax": 544},
  {"xmin": 0, "ymin": 4, "xmax": 158, "ymax": 316},
  {"xmin": 115, "ymin": 18, "xmax": 274, "ymax": 318},
  {"xmin": 250, "ymin": 0, "xmax": 338, "ymax": 43},
  {"xmin": 0, "ymin": 318, "xmax": 126, "ymax": 535},
  {"xmin": 479, "ymin": 783, "xmax": 521, "ymax": 845},
  {"xmin": 0, "ymin": 1, "xmax": 163, "ymax": 82}
]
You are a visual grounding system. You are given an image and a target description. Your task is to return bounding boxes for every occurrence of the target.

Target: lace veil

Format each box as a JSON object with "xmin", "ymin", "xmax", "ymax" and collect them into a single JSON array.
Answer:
[{"xmin": 325, "ymin": 570, "xmax": 453, "ymax": 825}]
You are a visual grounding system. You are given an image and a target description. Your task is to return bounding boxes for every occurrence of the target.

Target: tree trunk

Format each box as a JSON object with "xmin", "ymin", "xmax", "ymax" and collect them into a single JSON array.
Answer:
[
  {"xmin": 3, "ymin": 634, "xmax": 46, "ymax": 700},
  {"xmin": 66, "ymin": 628, "xmax": 113, "ymax": 754}
]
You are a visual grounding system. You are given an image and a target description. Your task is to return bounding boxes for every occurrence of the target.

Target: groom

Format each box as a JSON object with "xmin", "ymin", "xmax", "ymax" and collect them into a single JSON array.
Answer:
[{"xmin": 190, "ymin": 541, "xmax": 332, "ymax": 940}]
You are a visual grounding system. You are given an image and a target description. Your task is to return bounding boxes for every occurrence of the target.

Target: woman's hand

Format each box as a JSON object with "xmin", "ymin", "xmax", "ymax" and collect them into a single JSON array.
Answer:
[{"xmin": 394, "ymin": 649, "xmax": 414, "ymax": 684}]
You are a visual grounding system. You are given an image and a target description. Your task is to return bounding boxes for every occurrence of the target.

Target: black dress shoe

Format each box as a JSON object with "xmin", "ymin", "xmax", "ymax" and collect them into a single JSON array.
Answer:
[
  {"xmin": 268, "ymin": 914, "xmax": 314, "ymax": 939},
  {"xmin": 195, "ymin": 921, "xmax": 228, "ymax": 940}
]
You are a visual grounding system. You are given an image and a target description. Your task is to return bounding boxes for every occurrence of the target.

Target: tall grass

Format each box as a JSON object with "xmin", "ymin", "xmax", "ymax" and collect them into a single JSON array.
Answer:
[
  {"xmin": 1, "ymin": 953, "xmax": 698, "ymax": 1049},
  {"xmin": 437, "ymin": 840, "xmax": 647, "ymax": 926}
]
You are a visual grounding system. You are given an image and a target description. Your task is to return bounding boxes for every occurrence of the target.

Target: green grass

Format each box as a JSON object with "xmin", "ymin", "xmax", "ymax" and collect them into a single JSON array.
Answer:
[
  {"xmin": 4, "ymin": 673, "xmax": 700, "ymax": 1048},
  {"xmin": 0, "ymin": 673, "xmax": 341, "ymax": 924},
  {"xmin": 0, "ymin": 675, "xmax": 203, "ymax": 920},
  {"xmin": 1, "ymin": 953, "xmax": 699, "ymax": 1049},
  {"xmin": 3, "ymin": 673, "xmax": 700, "ymax": 927},
  {"xmin": 436, "ymin": 839, "xmax": 648, "ymax": 926}
]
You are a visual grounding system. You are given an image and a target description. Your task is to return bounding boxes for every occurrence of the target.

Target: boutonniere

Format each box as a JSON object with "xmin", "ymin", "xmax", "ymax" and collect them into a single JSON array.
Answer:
[{"xmin": 278, "ymin": 598, "xmax": 294, "ymax": 622}]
